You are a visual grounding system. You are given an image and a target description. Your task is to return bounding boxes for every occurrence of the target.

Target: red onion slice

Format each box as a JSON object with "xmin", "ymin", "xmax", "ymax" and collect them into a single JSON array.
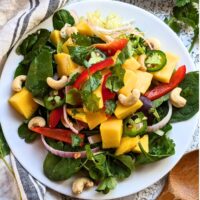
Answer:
[
  {"xmin": 147, "ymin": 101, "xmax": 172, "ymax": 133},
  {"xmin": 41, "ymin": 136, "xmax": 100, "ymax": 158},
  {"xmin": 62, "ymin": 105, "xmax": 79, "ymax": 134}
]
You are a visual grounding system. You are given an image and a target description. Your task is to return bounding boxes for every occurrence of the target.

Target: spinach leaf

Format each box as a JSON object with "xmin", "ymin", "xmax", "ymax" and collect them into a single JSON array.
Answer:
[
  {"xmin": 65, "ymin": 88, "xmax": 82, "ymax": 106},
  {"xmin": 18, "ymin": 123, "xmax": 38, "ymax": 143},
  {"xmin": 136, "ymin": 131, "xmax": 175, "ymax": 165},
  {"xmin": 0, "ymin": 125, "xmax": 10, "ymax": 157},
  {"xmin": 71, "ymin": 33, "xmax": 92, "ymax": 46},
  {"xmin": 53, "ymin": 9, "xmax": 75, "ymax": 30},
  {"xmin": 170, "ymin": 71, "xmax": 199, "ymax": 122},
  {"xmin": 16, "ymin": 29, "xmax": 50, "ymax": 56},
  {"xmin": 43, "ymin": 153, "xmax": 81, "ymax": 181},
  {"xmin": 25, "ymin": 48, "xmax": 53, "ymax": 97},
  {"xmin": 105, "ymin": 100, "xmax": 116, "ymax": 115},
  {"xmin": 68, "ymin": 46, "xmax": 94, "ymax": 67},
  {"xmin": 14, "ymin": 63, "xmax": 29, "ymax": 78}
]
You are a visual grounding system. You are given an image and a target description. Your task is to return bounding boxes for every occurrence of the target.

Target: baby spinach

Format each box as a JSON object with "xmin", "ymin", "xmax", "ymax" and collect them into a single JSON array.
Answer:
[
  {"xmin": 43, "ymin": 153, "xmax": 81, "ymax": 181},
  {"xmin": 18, "ymin": 123, "xmax": 38, "ymax": 143},
  {"xmin": 136, "ymin": 130, "xmax": 175, "ymax": 165},
  {"xmin": 53, "ymin": 9, "xmax": 75, "ymax": 30},
  {"xmin": 14, "ymin": 63, "xmax": 29, "ymax": 78},
  {"xmin": 96, "ymin": 177, "xmax": 117, "ymax": 194},
  {"xmin": 170, "ymin": 71, "xmax": 199, "ymax": 122},
  {"xmin": 25, "ymin": 48, "xmax": 53, "ymax": 97},
  {"xmin": 0, "ymin": 125, "xmax": 10, "ymax": 157}
]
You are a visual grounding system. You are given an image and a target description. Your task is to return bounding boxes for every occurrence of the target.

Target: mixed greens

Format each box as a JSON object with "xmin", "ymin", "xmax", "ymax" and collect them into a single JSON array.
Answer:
[{"xmin": 9, "ymin": 10, "xmax": 199, "ymax": 194}]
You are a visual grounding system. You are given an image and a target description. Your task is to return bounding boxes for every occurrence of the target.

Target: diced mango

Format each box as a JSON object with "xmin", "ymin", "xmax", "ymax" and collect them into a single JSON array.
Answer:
[
  {"xmin": 62, "ymin": 38, "xmax": 74, "ymax": 54},
  {"xmin": 134, "ymin": 70, "xmax": 153, "ymax": 94},
  {"xmin": 122, "ymin": 57, "xmax": 141, "ymax": 71},
  {"xmin": 66, "ymin": 108, "xmax": 87, "ymax": 123},
  {"xmin": 100, "ymin": 117, "xmax": 123, "ymax": 149},
  {"xmin": 9, "ymin": 87, "xmax": 39, "ymax": 119},
  {"xmin": 151, "ymin": 52, "xmax": 179, "ymax": 83},
  {"xmin": 115, "ymin": 136, "xmax": 140, "ymax": 156},
  {"xmin": 54, "ymin": 53, "xmax": 78, "ymax": 77},
  {"xmin": 119, "ymin": 69, "xmax": 138, "ymax": 96},
  {"xmin": 93, "ymin": 85, "xmax": 103, "ymax": 109},
  {"xmin": 132, "ymin": 135, "xmax": 149, "ymax": 153},
  {"xmin": 76, "ymin": 20, "xmax": 94, "ymax": 36},
  {"xmin": 114, "ymin": 100, "xmax": 143, "ymax": 119},
  {"xmin": 86, "ymin": 110, "xmax": 108, "ymax": 130},
  {"xmin": 50, "ymin": 30, "xmax": 62, "ymax": 46}
]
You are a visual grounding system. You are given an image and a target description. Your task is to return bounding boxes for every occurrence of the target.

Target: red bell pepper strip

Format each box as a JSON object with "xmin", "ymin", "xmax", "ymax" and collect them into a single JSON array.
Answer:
[
  {"xmin": 102, "ymin": 72, "xmax": 116, "ymax": 106},
  {"xmin": 31, "ymin": 127, "xmax": 84, "ymax": 146},
  {"xmin": 73, "ymin": 57, "xmax": 114, "ymax": 89},
  {"xmin": 94, "ymin": 39, "xmax": 128, "ymax": 56},
  {"xmin": 144, "ymin": 65, "xmax": 186, "ymax": 100},
  {"xmin": 48, "ymin": 107, "xmax": 63, "ymax": 128}
]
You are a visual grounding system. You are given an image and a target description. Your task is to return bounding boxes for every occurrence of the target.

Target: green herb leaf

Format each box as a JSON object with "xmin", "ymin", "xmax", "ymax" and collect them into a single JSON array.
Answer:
[
  {"xmin": 164, "ymin": 17, "xmax": 181, "ymax": 34},
  {"xmin": 175, "ymin": 0, "xmax": 190, "ymax": 7},
  {"xmin": 68, "ymin": 46, "xmax": 94, "ymax": 66},
  {"xmin": 66, "ymin": 73, "xmax": 80, "ymax": 86},
  {"xmin": 53, "ymin": 9, "xmax": 75, "ymax": 30},
  {"xmin": 96, "ymin": 177, "xmax": 117, "ymax": 194},
  {"xmin": 82, "ymin": 71, "xmax": 102, "ymax": 92},
  {"xmin": 106, "ymin": 64, "xmax": 125, "ymax": 92},
  {"xmin": 170, "ymin": 71, "xmax": 199, "ymax": 122},
  {"xmin": 105, "ymin": 100, "xmax": 116, "ymax": 115},
  {"xmin": 0, "ymin": 125, "xmax": 10, "ymax": 157},
  {"xmin": 65, "ymin": 88, "xmax": 82, "ymax": 106},
  {"xmin": 152, "ymin": 94, "xmax": 169, "ymax": 108},
  {"xmin": 25, "ymin": 48, "xmax": 53, "ymax": 97},
  {"xmin": 43, "ymin": 153, "xmax": 81, "ymax": 181},
  {"xmin": 71, "ymin": 134, "xmax": 83, "ymax": 147},
  {"xmin": 81, "ymin": 91, "xmax": 100, "ymax": 112},
  {"xmin": 71, "ymin": 33, "xmax": 92, "ymax": 46},
  {"xmin": 18, "ymin": 123, "xmax": 38, "ymax": 143}
]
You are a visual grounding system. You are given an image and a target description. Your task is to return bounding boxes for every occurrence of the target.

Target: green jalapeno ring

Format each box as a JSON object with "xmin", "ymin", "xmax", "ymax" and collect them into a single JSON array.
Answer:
[
  {"xmin": 145, "ymin": 50, "xmax": 167, "ymax": 72},
  {"xmin": 123, "ymin": 112, "xmax": 147, "ymax": 137}
]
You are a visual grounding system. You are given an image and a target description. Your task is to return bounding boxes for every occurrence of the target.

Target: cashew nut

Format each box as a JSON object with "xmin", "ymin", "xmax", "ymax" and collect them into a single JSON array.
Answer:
[
  {"xmin": 118, "ymin": 89, "xmax": 140, "ymax": 106},
  {"xmin": 60, "ymin": 23, "xmax": 78, "ymax": 38},
  {"xmin": 47, "ymin": 76, "xmax": 68, "ymax": 90},
  {"xmin": 28, "ymin": 116, "xmax": 46, "ymax": 130},
  {"xmin": 170, "ymin": 87, "xmax": 187, "ymax": 108},
  {"xmin": 138, "ymin": 54, "xmax": 147, "ymax": 71},
  {"xmin": 72, "ymin": 177, "xmax": 94, "ymax": 194},
  {"xmin": 12, "ymin": 75, "xmax": 27, "ymax": 92},
  {"xmin": 146, "ymin": 38, "xmax": 161, "ymax": 50}
]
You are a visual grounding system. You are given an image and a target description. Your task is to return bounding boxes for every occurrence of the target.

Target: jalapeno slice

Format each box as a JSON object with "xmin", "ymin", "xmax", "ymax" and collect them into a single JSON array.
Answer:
[
  {"xmin": 145, "ymin": 50, "xmax": 167, "ymax": 72},
  {"xmin": 44, "ymin": 90, "xmax": 65, "ymax": 110},
  {"xmin": 123, "ymin": 112, "xmax": 147, "ymax": 137}
]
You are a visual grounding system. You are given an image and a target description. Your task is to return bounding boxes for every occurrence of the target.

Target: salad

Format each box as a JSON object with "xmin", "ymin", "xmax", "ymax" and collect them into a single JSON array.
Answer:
[{"xmin": 9, "ymin": 9, "xmax": 199, "ymax": 194}]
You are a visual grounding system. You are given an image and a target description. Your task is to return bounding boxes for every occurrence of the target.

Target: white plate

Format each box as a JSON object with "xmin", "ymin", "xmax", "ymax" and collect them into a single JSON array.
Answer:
[{"xmin": 0, "ymin": 0, "xmax": 198, "ymax": 199}]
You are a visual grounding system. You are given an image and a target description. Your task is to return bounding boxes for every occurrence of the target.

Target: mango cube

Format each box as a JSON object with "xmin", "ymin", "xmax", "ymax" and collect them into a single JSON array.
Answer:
[
  {"xmin": 66, "ymin": 108, "xmax": 87, "ymax": 123},
  {"xmin": 134, "ymin": 70, "xmax": 153, "ymax": 94},
  {"xmin": 115, "ymin": 136, "xmax": 140, "ymax": 156},
  {"xmin": 76, "ymin": 20, "xmax": 94, "ymax": 36},
  {"xmin": 151, "ymin": 52, "xmax": 179, "ymax": 83},
  {"xmin": 119, "ymin": 69, "xmax": 138, "ymax": 96},
  {"xmin": 114, "ymin": 100, "xmax": 143, "ymax": 119},
  {"xmin": 132, "ymin": 135, "xmax": 149, "ymax": 153},
  {"xmin": 54, "ymin": 53, "xmax": 78, "ymax": 77},
  {"xmin": 50, "ymin": 30, "xmax": 62, "ymax": 46},
  {"xmin": 9, "ymin": 87, "xmax": 39, "ymax": 119},
  {"xmin": 86, "ymin": 110, "xmax": 108, "ymax": 130},
  {"xmin": 62, "ymin": 38, "xmax": 74, "ymax": 54},
  {"xmin": 100, "ymin": 117, "xmax": 123, "ymax": 149},
  {"xmin": 122, "ymin": 57, "xmax": 141, "ymax": 71}
]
